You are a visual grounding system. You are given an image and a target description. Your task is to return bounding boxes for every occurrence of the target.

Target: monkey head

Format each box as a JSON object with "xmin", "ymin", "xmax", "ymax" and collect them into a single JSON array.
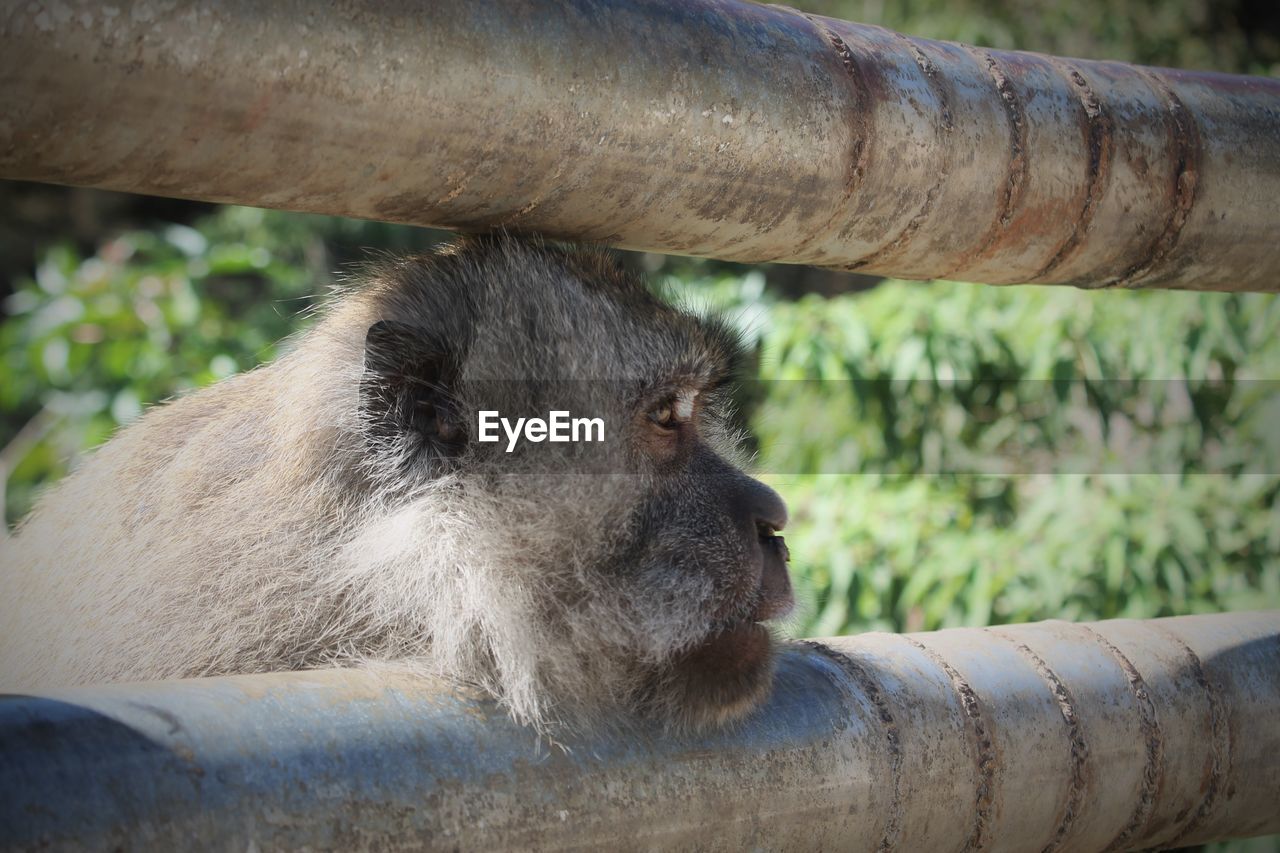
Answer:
[{"xmin": 343, "ymin": 238, "xmax": 792, "ymax": 730}]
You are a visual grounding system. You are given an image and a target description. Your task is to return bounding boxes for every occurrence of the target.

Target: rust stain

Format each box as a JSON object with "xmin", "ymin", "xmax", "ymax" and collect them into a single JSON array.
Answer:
[
  {"xmin": 1109, "ymin": 69, "xmax": 1203, "ymax": 287},
  {"xmin": 1032, "ymin": 62, "xmax": 1115, "ymax": 282},
  {"xmin": 781, "ymin": 13, "xmax": 876, "ymax": 260},
  {"xmin": 943, "ymin": 48, "xmax": 1030, "ymax": 278},
  {"xmin": 845, "ymin": 33, "xmax": 954, "ymax": 272}
]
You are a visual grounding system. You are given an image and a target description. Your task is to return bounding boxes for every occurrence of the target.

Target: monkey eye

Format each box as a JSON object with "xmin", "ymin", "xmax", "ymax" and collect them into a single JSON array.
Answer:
[
  {"xmin": 648, "ymin": 403, "xmax": 678, "ymax": 430},
  {"xmin": 415, "ymin": 397, "xmax": 465, "ymax": 449},
  {"xmin": 647, "ymin": 388, "xmax": 697, "ymax": 431}
]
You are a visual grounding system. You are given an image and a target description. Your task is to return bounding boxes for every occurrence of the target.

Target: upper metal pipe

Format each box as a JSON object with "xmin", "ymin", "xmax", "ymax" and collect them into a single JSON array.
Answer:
[
  {"xmin": 2, "ymin": 612, "xmax": 1278, "ymax": 850},
  {"xmin": 1, "ymin": 0, "xmax": 1278, "ymax": 291}
]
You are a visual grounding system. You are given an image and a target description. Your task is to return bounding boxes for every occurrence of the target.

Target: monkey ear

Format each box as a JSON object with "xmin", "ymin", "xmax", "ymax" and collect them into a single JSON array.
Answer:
[{"xmin": 361, "ymin": 320, "xmax": 466, "ymax": 462}]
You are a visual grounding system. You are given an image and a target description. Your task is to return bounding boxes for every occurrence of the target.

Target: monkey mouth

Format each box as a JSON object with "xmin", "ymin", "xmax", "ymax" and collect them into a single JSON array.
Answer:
[
  {"xmin": 699, "ymin": 619, "xmax": 773, "ymax": 664},
  {"xmin": 661, "ymin": 618, "xmax": 775, "ymax": 728},
  {"xmin": 698, "ymin": 548, "xmax": 791, "ymax": 670},
  {"xmin": 681, "ymin": 620, "xmax": 774, "ymax": 687},
  {"xmin": 645, "ymin": 525, "xmax": 794, "ymax": 728}
]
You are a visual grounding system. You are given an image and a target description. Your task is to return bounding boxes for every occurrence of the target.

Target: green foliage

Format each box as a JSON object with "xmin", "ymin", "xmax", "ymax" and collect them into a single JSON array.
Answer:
[
  {"xmin": 0, "ymin": 206, "xmax": 445, "ymax": 524},
  {"xmin": 663, "ymin": 271, "xmax": 1280, "ymax": 635},
  {"xmin": 1, "ymin": 211, "xmax": 295, "ymax": 520}
]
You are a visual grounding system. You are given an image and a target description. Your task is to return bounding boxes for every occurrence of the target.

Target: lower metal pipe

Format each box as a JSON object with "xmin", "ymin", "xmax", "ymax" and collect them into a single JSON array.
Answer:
[{"xmin": 1, "ymin": 611, "xmax": 1277, "ymax": 850}]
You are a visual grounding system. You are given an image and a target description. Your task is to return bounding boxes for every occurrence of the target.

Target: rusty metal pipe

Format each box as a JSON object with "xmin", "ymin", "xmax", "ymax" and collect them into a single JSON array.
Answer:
[
  {"xmin": 1, "ymin": 612, "xmax": 1277, "ymax": 850},
  {"xmin": 1, "ymin": 1, "xmax": 1279, "ymax": 291}
]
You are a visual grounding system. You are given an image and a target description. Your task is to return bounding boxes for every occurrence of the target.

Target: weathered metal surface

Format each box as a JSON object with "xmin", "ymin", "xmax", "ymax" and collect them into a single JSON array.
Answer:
[
  {"xmin": 0, "ymin": 612, "xmax": 1276, "ymax": 851},
  {"xmin": 1, "ymin": 1, "xmax": 1278, "ymax": 291}
]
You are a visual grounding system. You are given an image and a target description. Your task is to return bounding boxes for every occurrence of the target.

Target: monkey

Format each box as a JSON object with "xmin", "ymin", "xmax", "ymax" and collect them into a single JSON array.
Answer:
[{"xmin": 0, "ymin": 236, "xmax": 793, "ymax": 732}]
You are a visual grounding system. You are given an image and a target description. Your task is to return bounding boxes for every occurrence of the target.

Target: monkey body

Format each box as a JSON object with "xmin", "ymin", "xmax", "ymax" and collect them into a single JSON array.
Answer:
[
  {"xmin": 1, "ymin": 310, "xmax": 369, "ymax": 689},
  {"xmin": 0, "ymin": 239, "xmax": 791, "ymax": 730}
]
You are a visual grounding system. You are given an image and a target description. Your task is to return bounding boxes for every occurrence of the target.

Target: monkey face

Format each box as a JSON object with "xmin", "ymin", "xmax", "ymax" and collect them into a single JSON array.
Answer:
[
  {"xmin": 355, "ymin": 238, "xmax": 793, "ymax": 730},
  {"xmin": 622, "ymin": 441, "xmax": 793, "ymax": 729}
]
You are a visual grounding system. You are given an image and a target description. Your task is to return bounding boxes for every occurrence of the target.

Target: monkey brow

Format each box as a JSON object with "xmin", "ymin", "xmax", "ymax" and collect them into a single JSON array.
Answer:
[
  {"xmin": 688, "ymin": 318, "xmax": 749, "ymax": 386},
  {"xmin": 636, "ymin": 362, "xmax": 734, "ymax": 415},
  {"xmin": 685, "ymin": 352, "xmax": 740, "ymax": 394}
]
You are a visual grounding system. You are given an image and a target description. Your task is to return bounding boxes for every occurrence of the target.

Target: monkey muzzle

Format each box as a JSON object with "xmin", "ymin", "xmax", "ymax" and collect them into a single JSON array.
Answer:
[{"xmin": 659, "ymin": 521, "xmax": 793, "ymax": 726}]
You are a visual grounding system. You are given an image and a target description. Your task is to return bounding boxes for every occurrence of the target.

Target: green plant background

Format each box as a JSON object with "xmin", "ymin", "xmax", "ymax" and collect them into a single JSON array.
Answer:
[{"xmin": 1, "ymin": 1, "xmax": 1277, "ymax": 850}]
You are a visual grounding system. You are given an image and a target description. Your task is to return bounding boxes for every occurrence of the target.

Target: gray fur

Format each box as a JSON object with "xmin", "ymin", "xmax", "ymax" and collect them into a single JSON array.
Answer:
[{"xmin": 0, "ymin": 237, "xmax": 789, "ymax": 731}]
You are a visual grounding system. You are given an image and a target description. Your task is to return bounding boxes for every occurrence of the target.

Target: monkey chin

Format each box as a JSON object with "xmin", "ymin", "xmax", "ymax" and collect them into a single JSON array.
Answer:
[{"xmin": 660, "ymin": 620, "xmax": 777, "ymax": 731}]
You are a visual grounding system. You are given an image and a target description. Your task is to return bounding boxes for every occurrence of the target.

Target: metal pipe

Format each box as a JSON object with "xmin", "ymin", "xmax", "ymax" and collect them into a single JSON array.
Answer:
[
  {"xmin": 1, "ymin": 1, "xmax": 1279, "ymax": 292},
  {"xmin": 1, "ymin": 612, "xmax": 1277, "ymax": 850}
]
